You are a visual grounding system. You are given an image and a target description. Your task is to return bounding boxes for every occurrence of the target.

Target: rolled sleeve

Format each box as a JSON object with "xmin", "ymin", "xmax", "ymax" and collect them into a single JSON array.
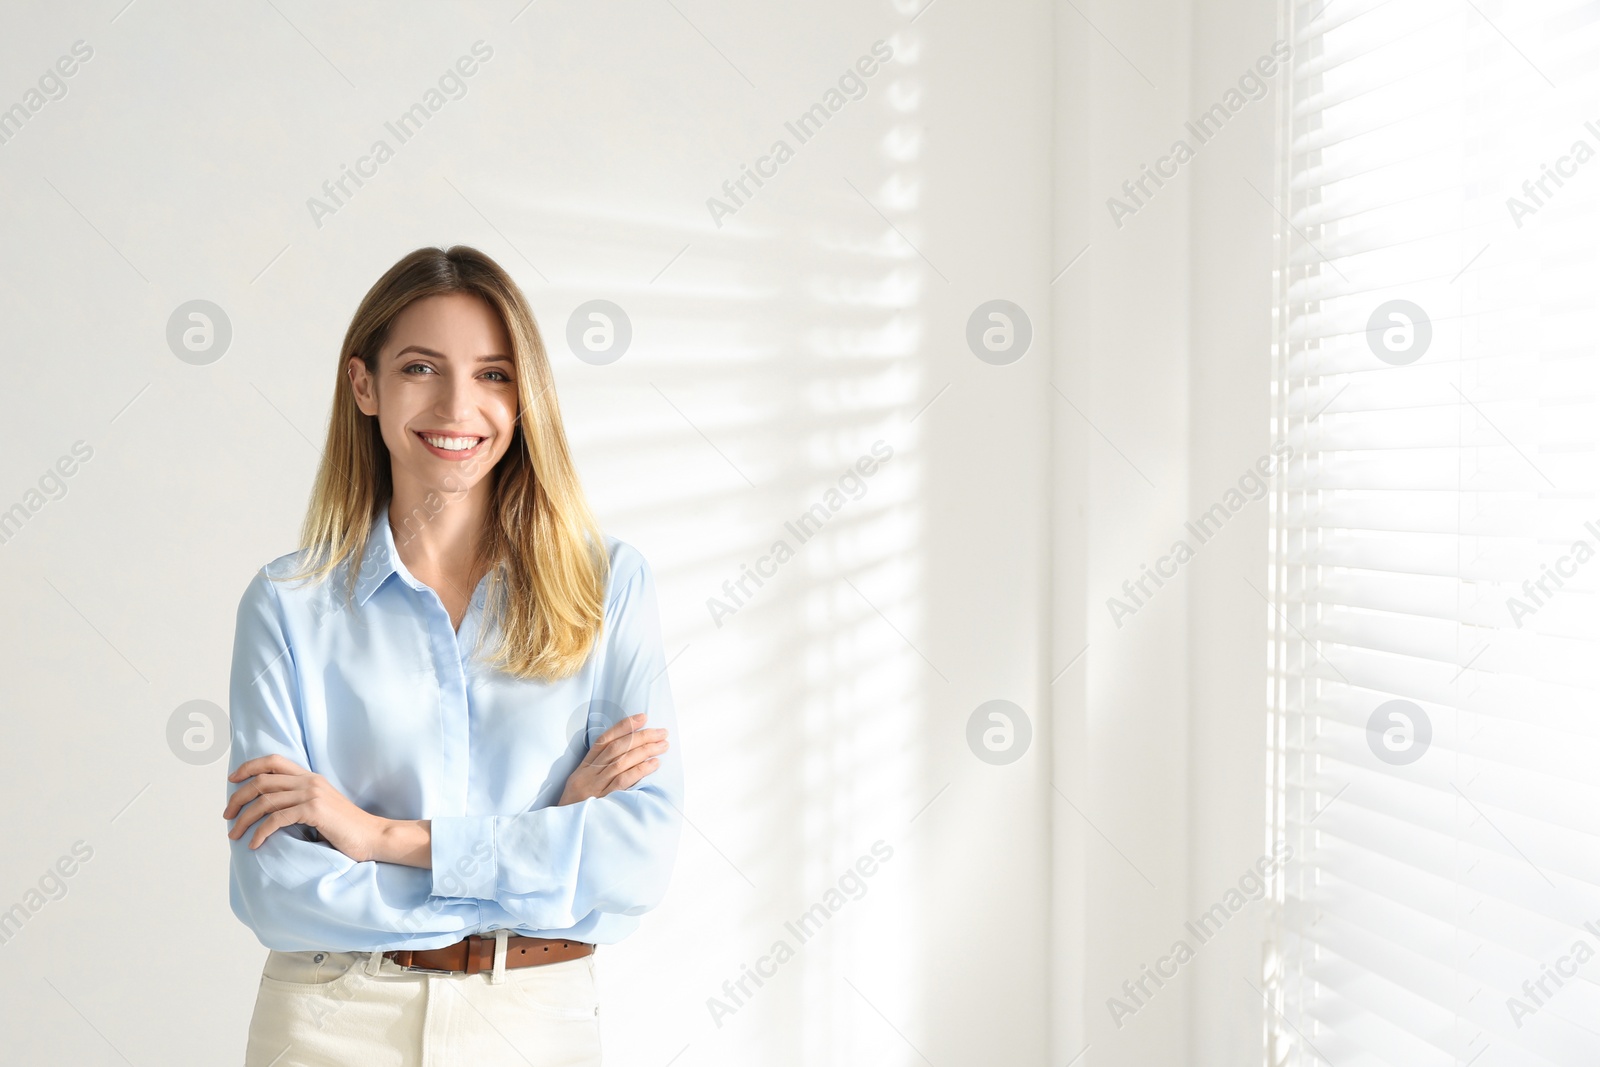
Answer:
[
  {"xmin": 227, "ymin": 568, "xmax": 482, "ymax": 951},
  {"xmin": 469, "ymin": 548, "xmax": 685, "ymax": 928},
  {"xmin": 428, "ymin": 815, "xmax": 498, "ymax": 899}
]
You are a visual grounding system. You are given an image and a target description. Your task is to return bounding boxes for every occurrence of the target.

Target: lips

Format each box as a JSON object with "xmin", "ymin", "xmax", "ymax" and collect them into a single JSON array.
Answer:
[{"xmin": 414, "ymin": 431, "xmax": 488, "ymax": 460}]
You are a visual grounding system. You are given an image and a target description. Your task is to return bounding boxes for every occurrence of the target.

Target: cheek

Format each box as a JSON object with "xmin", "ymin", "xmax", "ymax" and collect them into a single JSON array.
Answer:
[
  {"xmin": 493, "ymin": 395, "xmax": 520, "ymax": 437},
  {"xmin": 380, "ymin": 409, "xmax": 416, "ymax": 452},
  {"xmin": 492, "ymin": 419, "xmax": 519, "ymax": 462}
]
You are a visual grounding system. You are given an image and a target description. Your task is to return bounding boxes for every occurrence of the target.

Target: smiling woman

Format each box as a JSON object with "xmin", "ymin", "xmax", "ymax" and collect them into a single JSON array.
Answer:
[
  {"xmin": 222, "ymin": 245, "xmax": 683, "ymax": 1067},
  {"xmin": 343, "ymin": 289, "xmax": 522, "ymax": 630}
]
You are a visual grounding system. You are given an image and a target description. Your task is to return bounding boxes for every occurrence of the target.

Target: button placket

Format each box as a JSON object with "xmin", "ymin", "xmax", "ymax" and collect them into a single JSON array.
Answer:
[
  {"xmin": 429, "ymin": 591, "xmax": 472, "ymax": 824},
  {"xmin": 397, "ymin": 566, "xmax": 492, "ymax": 931}
]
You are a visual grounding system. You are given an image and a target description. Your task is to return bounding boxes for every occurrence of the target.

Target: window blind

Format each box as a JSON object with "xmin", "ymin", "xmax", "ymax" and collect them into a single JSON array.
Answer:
[{"xmin": 1266, "ymin": 2, "xmax": 1600, "ymax": 1065}]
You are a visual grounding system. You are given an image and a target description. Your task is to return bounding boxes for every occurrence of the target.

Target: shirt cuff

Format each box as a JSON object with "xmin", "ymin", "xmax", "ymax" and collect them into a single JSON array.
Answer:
[{"xmin": 429, "ymin": 815, "xmax": 498, "ymax": 900}]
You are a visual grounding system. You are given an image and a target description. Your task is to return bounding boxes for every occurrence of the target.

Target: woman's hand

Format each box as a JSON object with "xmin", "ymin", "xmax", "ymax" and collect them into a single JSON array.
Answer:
[
  {"xmin": 224, "ymin": 754, "xmax": 389, "ymax": 862},
  {"xmin": 559, "ymin": 713, "xmax": 669, "ymax": 806}
]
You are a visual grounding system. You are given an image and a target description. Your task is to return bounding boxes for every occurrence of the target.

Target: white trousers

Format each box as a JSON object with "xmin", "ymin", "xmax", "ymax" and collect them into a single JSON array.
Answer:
[{"xmin": 243, "ymin": 930, "xmax": 602, "ymax": 1066}]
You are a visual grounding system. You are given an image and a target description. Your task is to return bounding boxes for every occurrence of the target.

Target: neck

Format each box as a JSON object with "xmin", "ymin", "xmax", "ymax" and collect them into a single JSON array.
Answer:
[{"xmin": 387, "ymin": 474, "xmax": 494, "ymax": 589}]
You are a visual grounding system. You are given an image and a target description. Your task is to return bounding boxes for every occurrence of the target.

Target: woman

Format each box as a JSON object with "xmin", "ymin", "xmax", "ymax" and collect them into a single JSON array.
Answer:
[{"xmin": 221, "ymin": 245, "xmax": 683, "ymax": 1067}]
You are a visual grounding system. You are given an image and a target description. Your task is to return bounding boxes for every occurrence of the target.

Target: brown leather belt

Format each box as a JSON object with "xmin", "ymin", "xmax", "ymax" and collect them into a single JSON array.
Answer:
[{"xmin": 384, "ymin": 934, "xmax": 593, "ymax": 975}]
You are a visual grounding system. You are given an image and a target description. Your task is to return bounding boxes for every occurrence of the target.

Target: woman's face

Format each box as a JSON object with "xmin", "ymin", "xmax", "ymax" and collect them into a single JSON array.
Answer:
[{"xmin": 349, "ymin": 291, "xmax": 520, "ymax": 498}]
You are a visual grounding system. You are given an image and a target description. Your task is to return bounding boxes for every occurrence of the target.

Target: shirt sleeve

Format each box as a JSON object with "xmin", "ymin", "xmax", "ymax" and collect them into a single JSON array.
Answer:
[
  {"xmin": 226, "ymin": 567, "xmax": 484, "ymax": 952},
  {"xmin": 427, "ymin": 549, "xmax": 685, "ymax": 930}
]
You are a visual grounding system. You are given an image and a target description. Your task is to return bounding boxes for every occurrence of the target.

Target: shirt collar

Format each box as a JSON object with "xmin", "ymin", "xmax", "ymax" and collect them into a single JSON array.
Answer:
[
  {"xmin": 353, "ymin": 499, "xmax": 408, "ymax": 605},
  {"xmin": 351, "ymin": 500, "xmax": 501, "ymax": 610}
]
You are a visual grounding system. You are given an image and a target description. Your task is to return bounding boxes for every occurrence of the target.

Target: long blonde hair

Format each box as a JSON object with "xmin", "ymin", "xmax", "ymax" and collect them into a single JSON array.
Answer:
[{"xmin": 281, "ymin": 244, "xmax": 608, "ymax": 681}]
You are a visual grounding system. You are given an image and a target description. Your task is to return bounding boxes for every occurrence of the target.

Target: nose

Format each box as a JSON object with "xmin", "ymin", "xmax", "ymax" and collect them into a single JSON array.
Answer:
[{"xmin": 434, "ymin": 368, "xmax": 478, "ymax": 423}]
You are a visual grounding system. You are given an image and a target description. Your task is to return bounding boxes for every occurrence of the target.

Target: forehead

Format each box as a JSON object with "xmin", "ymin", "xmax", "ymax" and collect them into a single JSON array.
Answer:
[{"xmin": 386, "ymin": 291, "xmax": 510, "ymax": 355}]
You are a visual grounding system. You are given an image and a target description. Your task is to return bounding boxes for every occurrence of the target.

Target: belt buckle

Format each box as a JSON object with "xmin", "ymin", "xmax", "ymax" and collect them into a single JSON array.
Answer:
[{"xmin": 391, "ymin": 943, "xmax": 467, "ymax": 976}]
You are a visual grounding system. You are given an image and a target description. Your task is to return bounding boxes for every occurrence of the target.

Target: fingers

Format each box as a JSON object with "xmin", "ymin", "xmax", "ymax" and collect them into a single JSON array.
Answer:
[
  {"xmin": 228, "ymin": 754, "xmax": 310, "ymax": 783},
  {"xmin": 591, "ymin": 713, "xmax": 659, "ymax": 749},
  {"xmin": 227, "ymin": 789, "xmax": 285, "ymax": 840},
  {"xmin": 247, "ymin": 808, "xmax": 297, "ymax": 850},
  {"xmin": 594, "ymin": 736, "xmax": 669, "ymax": 779},
  {"xmin": 603, "ymin": 758, "xmax": 662, "ymax": 795},
  {"xmin": 561, "ymin": 714, "xmax": 672, "ymax": 804},
  {"xmin": 589, "ymin": 714, "xmax": 643, "ymax": 750},
  {"xmin": 227, "ymin": 784, "xmax": 311, "ymax": 840},
  {"xmin": 595, "ymin": 727, "xmax": 668, "ymax": 766},
  {"xmin": 592, "ymin": 734, "xmax": 669, "ymax": 796},
  {"xmin": 222, "ymin": 772, "xmax": 301, "ymax": 819}
]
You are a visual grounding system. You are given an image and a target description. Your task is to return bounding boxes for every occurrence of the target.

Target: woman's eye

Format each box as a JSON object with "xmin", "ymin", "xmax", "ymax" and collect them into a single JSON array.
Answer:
[
  {"xmin": 484, "ymin": 370, "xmax": 511, "ymax": 382},
  {"xmin": 402, "ymin": 363, "xmax": 434, "ymax": 375}
]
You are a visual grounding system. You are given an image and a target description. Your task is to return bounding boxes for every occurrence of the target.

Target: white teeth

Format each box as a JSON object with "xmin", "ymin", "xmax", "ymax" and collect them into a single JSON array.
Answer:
[{"xmin": 421, "ymin": 434, "xmax": 482, "ymax": 451}]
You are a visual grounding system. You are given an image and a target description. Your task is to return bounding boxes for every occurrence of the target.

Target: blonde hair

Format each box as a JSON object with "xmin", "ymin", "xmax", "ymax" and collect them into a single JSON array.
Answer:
[{"xmin": 280, "ymin": 244, "xmax": 608, "ymax": 681}]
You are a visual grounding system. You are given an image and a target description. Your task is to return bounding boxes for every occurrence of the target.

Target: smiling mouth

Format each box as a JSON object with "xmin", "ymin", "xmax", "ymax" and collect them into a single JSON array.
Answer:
[{"xmin": 415, "ymin": 431, "xmax": 487, "ymax": 457}]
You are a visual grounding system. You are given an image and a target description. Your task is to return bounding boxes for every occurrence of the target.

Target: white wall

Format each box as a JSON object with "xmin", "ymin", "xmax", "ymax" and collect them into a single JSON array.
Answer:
[
  {"xmin": 1051, "ymin": 0, "xmax": 1197, "ymax": 1063},
  {"xmin": 1050, "ymin": 0, "xmax": 1282, "ymax": 1063},
  {"xmin": 0, "ymin": 2, "xmax": 1057, "ymax": 1066},
  {"xmin": 1183, "ymin": 1, "xmax": 1284, "ymax": 1063}
]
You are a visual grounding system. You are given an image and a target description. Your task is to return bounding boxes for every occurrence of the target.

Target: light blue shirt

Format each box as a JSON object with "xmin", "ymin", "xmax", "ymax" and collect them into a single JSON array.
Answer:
[{"xmin": 225, "ymin": 501, "xmax": 683, "ymax": 952}]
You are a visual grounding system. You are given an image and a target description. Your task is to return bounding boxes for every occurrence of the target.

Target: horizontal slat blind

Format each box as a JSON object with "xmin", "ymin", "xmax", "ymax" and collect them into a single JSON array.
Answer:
[{"xmin": 1266, "ymin": 1, "xmax": 1600, "ymax": 1065}]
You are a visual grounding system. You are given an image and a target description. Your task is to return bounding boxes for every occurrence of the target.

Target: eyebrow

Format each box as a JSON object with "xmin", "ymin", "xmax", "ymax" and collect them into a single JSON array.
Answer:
[{"xmin": 394, "ymin": 345, "xmax": 513, "ymax": 364}]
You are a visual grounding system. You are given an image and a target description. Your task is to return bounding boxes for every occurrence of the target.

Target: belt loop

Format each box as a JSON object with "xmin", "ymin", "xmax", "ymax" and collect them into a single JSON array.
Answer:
[
  {"xmin": 491, "ymin": 929, "xmax": 510, "ymax": 984},
  {"xmin": 366, "ymin": 948, "xmax": 385, "ymax": 977}
]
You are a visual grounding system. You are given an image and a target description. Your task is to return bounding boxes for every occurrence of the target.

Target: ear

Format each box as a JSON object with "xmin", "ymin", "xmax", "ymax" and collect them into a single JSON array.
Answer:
[{"xmin": 348, "ymin": 356, "xmax": 379, "ymax": 417}]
